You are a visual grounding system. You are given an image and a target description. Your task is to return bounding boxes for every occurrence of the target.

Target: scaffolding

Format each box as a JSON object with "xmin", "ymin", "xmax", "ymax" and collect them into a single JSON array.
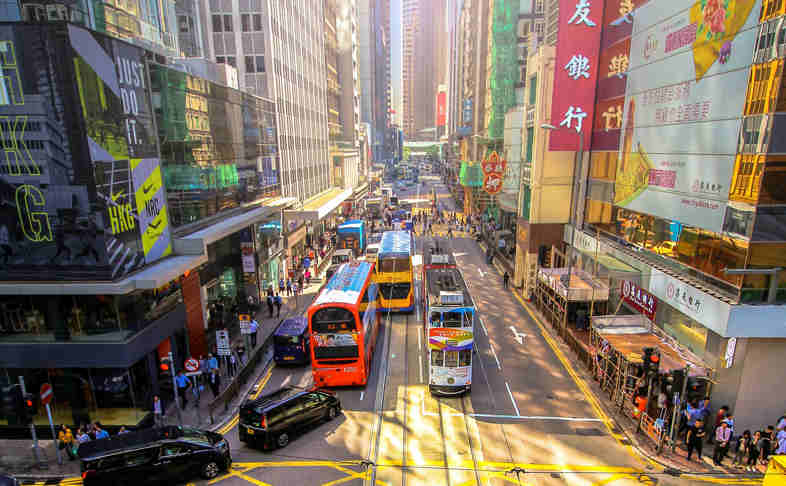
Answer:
[{"xmin": 487, "ymin": 0, "xmax": 518, "ymax": 140}]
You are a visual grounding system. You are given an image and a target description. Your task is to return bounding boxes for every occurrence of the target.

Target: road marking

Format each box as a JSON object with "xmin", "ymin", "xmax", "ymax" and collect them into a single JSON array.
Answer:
[
  {"xmin": 505, "ymin": 381, "xmax": 520, "ymax": 416},
  {"xmin": 469, "ymin": 413, "xmax": 604, "ymax": 421},
  {"xmin": 359, "ymin": 391, "xmax": 365, "ymax": 401},
  {"xmin": 417, "ymin": 329, "xmax": 422, "ymax": 349},
  {"xmin": 216, "ymin": 365, "xmax": 274, "ymax": 435},
  {"xmin": 489, "ymin": 343, "xmax": 502, "ymax": 370},
  {"xmin": 418, "ymin": 354, "xmax": 424, "ymax": 383},
  {"xmin": 509, "ymin": 325, "xmax": 527, "ymax": 345},
  {"xmin": 478, "ymin": 268, "xmax": 484, "ymax": 277},
  {"xmin": 478, "ymin": 315, "xmax": 488, "ymax": 335}
]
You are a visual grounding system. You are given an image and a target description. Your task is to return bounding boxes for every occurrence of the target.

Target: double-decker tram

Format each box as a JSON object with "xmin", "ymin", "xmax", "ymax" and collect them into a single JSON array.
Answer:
[
  {"xmin": 422, "ymin": 241, "xmax": 475, "ymax": 395},
  {"xmin": 376, "ymin": 230, "xmax": 414, "ymax": 312},
  {"xmin": 308, "ymin": 261, "xmax": 380, "ymax": 387}
]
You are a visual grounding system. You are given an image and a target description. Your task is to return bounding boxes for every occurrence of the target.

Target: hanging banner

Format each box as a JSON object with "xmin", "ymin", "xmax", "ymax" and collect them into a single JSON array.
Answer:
[
  {"xmin": 548, "ymin": 0, "xmax": 603, "ymax": 151},
  {"xmin": 482, "ymin": 152, "xmax": 507, "ymax": 195}
]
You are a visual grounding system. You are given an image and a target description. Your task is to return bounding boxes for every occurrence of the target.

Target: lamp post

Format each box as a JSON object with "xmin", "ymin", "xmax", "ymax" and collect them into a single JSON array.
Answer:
[{"xmin": 541, "ymin": 123, "xmax": 585, "ymax": 308}]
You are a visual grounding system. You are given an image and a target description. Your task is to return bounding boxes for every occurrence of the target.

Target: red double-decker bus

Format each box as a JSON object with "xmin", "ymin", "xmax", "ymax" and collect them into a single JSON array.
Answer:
[{"xmin": 308, "ymin": 261, "xmax": 380, "ymax": 387}]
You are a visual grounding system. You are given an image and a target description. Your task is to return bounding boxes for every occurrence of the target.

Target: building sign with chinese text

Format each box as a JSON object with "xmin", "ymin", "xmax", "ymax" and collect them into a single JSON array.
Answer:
[
  {"xmin": 621, "ymin": 280, "xmax": 657, "ymax": 320},
  {"xmin": 481, "ymin": 152, "xmax": 507, "ymax": 195},
  {"xmin": 549, "ymin": 0, "xmax": 603, "ymax": 151}
]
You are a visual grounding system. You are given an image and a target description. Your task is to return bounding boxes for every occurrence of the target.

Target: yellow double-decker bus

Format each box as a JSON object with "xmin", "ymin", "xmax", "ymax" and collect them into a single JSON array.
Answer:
[{"xmin": 376, "ymin": 230, "xmax": 414, "ymax": 312}]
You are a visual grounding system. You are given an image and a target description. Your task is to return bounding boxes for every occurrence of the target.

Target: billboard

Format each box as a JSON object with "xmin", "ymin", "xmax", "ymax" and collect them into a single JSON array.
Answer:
[
  {"xmin": 549, "ymin": 0, "xmax": 603, "ymax": 151},
  {"xmin": 437, "ymin": 88, "xmax": 447, "ymax": 127},
  {"xmin": 615, "ymin": 0, "xmax": 760, "ymax": 232},
  {"xmin": 0, "ymin": 24, "xmax": 171, "ymax": 280}
]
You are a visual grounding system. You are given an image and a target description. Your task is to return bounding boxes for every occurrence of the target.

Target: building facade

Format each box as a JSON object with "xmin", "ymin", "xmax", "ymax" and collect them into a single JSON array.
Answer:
[{"xmin": 0, "ymin": 22, "xmax": 289, "ymax": 428}]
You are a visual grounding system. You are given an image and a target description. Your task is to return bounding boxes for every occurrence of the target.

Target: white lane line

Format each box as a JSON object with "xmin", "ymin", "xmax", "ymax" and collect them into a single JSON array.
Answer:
[
  {"xmin": 360, "ymin": 391, "xmax": 365, "ymax": 401},
  {"xmin": 505, "ymin": 381, "xmax": 521, "ymax": 417},
  {"xmin": 418, "ymin": 330, "xmax": 422, "ymax": 349},
  {"xmin": 479, "ymin": 316, "xmax": 488, "ymax": 336},
  {"xmin": 469, "ymin": 414, "xmax": 604, "ymax": 421},
  {"xmin": 490, "ymin": 343, "xmax": 502, "ymax": 370},
  {"xmin": 418, "ymin": 355, "xmax": 424, "ymax": 383}
]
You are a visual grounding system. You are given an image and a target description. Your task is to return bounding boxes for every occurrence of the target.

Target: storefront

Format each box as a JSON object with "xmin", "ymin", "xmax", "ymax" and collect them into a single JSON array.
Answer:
[{"xmin": 256, "ymin": 220, "xmax": 285, "ymax": 293}]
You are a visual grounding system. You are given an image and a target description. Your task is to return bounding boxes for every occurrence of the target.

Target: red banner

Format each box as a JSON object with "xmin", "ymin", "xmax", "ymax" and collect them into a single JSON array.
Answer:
[
  {"xmin": 621, "ymin": 280, "xmax": 658, "ymax": 321},
  {"xmin": 437, "ymin": 91, "xmax": 447, "ymax": 127},
  {"xmin": 549, "ymin": 0, "xmax": 604, "ymax": 151}
]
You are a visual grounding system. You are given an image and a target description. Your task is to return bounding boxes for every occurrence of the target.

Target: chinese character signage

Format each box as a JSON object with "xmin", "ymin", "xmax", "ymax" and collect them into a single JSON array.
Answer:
[
  {"xmin": 614, "ymin": 0, "xmax": 759, "ymax": 233},
  {"xmin": 437, "ymin": 89, "xmax": 447, "ymax": 127},
  {"xmin": 481, "ymin": 152, "xmax": 507, "ymax": 195},
  {"xmin": 549, "ymin": 0, "xmax": 603, "ymax": 151},
  {"xmin": 621, "ymin": 280, "xmax": 657, "ymax": 321}
]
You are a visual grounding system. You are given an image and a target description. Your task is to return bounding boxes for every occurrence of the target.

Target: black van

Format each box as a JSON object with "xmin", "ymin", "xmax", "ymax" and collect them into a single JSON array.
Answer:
[
  {"xmin": 78, "ymin": 426, "xmax": 230, "ymax": 485},
  {"xmin": 238, "ymin": 386, "xmax": 341, "ymax": 449}
]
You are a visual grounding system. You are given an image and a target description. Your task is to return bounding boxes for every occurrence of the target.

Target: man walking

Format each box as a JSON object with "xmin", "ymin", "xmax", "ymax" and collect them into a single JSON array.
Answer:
[
  {"xmin": 278, "ymin": 277, "xmax": 285, "ymax": 295},
  {"xmin": 713, "ymin": 420, "xmax": 732, "ymax": 465},
  {"xmin": 152, "ymin": 395, "xmax": 164, "ymax": 427},
  {"xmin": 208, "ymin": 368, "xmax": 221, "ymax": 398},
  {"xmin": 266, "ymin": 293, "xmax": 274, "ymax": 317},
  {"xmin": 249, "ymin": 318, "xmax": 259, "ymax": 348},
  {"xmin": 274, "ymin": 293, "xmax": 283, "ymax": 317},
  {"xmin": 503, "ymin": 271, "xmax": 510, "ymax": 289},
  {"xmin": 175, "ymin": 371, "xmax": 191, "ymax": 408},
  {"xmin": 286, "ymin": 278, "xmax": 293, "ymax": 296}
]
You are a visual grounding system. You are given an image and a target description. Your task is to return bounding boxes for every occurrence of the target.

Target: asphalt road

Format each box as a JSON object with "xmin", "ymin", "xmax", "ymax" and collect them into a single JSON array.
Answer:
[{"xmin": 38, "ymin": 176, "xmax": 753, "ymax": 486}]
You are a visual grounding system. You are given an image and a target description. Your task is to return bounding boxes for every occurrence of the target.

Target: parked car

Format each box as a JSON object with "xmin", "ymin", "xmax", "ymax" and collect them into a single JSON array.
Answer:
[
  {"xmin": 78, "ymin": 426, "xmax": 230, "ymax": 485},
  {"xmin": 238, "ymin": 386, "xmax": 341, "ymax": 449}
]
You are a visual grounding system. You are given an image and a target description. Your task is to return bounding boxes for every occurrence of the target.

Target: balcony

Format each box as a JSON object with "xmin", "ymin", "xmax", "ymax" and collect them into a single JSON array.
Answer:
[{"xmin": 525, "ymin": 106, "xmax": 535, "ymax": 125}]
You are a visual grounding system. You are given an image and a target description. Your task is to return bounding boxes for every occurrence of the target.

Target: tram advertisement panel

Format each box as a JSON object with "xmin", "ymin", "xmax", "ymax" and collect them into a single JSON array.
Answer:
[{"xmin": 428, "ymin": 328, "xmax": 473, "ymax": 351}]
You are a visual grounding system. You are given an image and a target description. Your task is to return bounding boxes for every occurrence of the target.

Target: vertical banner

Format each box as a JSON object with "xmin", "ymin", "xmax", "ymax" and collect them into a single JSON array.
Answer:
[
  {"xmin": 549, "ymin": 0, "xmax": 604, "ymax": 151},
  {"xmin": 436, "ymin": 87, "xmax": 447, "ymax": 127}
]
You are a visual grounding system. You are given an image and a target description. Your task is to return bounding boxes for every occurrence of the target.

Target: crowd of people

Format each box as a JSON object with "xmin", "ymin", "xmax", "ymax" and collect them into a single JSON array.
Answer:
[
  {"xmin": 680, "ymin": 399, "xmax": 786, "ymax": 471},
  {"xmin": 56, "ymin": 422, "xmax": 126, "ymax": 460}
]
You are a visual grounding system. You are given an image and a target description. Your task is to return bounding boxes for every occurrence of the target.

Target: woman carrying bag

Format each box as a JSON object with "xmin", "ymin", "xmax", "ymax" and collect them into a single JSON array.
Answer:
[{"xmin": 57, "ymin": 425, "xmax": 77, "ymax": 460}]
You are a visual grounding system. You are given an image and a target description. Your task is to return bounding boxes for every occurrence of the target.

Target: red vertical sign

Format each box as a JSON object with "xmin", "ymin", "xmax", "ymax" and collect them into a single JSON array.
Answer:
[
  {"xmin": 437, "ymin": 91, "xmax": 447, "ymax": 127},
  {"xmin": 549, "ymin": 0, "xmax": 604, "ymax": 151}
]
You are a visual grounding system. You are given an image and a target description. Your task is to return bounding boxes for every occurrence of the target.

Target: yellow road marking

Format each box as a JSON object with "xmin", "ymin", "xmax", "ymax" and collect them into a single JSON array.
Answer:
[{"xmin": 217, "ymin": 365, "xmax": 274, "ymax": 435}]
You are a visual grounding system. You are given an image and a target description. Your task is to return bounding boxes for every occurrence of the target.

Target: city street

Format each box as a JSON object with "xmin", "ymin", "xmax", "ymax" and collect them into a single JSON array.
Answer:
[{"xmin": 173, "ymin": 179, "xmax": 757, "ymax": 486}]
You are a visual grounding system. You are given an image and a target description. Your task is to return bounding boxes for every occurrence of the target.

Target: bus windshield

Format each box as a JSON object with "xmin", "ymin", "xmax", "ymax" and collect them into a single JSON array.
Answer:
[
  {"xmin": 311, "ymin": 307, "xmax": 359, "ymax": 359},
  {"xmin": 379, "ymin": 257, "xmax": 411, "ymax": 272}
]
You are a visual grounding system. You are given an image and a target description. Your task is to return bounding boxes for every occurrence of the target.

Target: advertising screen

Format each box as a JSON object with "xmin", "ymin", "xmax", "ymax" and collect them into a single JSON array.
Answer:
[{"xmin": 615, "ymin": 0, "xmax": 760, "ymax": 232}]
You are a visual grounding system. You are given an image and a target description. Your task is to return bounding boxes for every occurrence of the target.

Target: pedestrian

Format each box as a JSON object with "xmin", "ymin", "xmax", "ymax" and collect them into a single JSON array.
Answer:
[
  {"xmin": 249, "ymin": 318, "xmax": 259, "ymax": 348},
  {"xmin": 279, "ymin": 277, "xmax": 285, "ymax": 295},
  {"xmin": 713, "ymin": 421, "xmax": 732, "ymax": 465},
  {"xmin": 723, "ymin": 413, "xmax": 736, "ymax": 437},
  {"xmin": 686, "ymin": 419, "xmax": 706, "ymax": 461},
  {"xmin": 298, "ymin": 274, "xmax": 304, "ymax": 292},
  {"xmin": 503, "ymin": 271, "xmax": 510, "ymax": 289},
  {"xmin": 208, "ymin": 368, "xmax": 221, "ymax": 398},
  {"xmin": 761, "ymin": 425, "xmax": 775, "ymax": 464},
  {"xmin": 236, "ymin": 344, "xmax": 246, "ymax": 365},
  {"xmin": 305, "ymin": 269, "xmax": 311, "ymax": 284},
  {"xmin": 732, "ymin": 430, "xmax": 751, "ymax": 467},
  {"xmin": 267, "ymin": 293, "xmax": 274, "ymax": 317},
  {"xmin": 286, "ymin": 278, "xmax": 293, "ymax": 296},
  {"xmin": 58, "ymin": 425, "xmax": 75, "ymax": 460},
  {"xmin": 208, "ymin": 353, "xmax": 218, "ymax": 373},
  {"xmin": 711, "ymin": 405, "xmax": 730, "ymax": 443},
  {"xmin": 118, "ymin": 426, "xmax": 130, "ymax": 435},
  {"xmin": 94, "ymin": 425, "xmax": 109, "ymax": 440},
  {"xmin": 76, "ymin": 428, "xmax": 90, "ymax": 444},
  {"xmin": 748, "ymin": 430, "xmax": 762, "ymax": 471},
  {"xmin": 228, "ymin": 352, "xmax": 237, "ymax": 377},
  {"xmin": 152, "ymin": 395, "xmax": 164, "ymax": 427},
  {"xmin": 275, "ymin": 293, "xmax": 283, "ymax": 317},
  {"xmin": 175, "ymin": 370, "xmax": 191, "ymax": 408},
  {"xmin": 776, "ymin": 425, "xmax": 786, "ymax": 454}
]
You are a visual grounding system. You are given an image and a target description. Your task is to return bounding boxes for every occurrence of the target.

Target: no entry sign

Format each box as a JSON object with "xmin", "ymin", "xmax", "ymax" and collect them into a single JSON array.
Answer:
[
  {"xmin": 184, "ymin": 357, "xmax": 200, "ymax": 372},
  {"xmin": 40, "ymin": 383, "xmax": 53, "ymax": 405}
]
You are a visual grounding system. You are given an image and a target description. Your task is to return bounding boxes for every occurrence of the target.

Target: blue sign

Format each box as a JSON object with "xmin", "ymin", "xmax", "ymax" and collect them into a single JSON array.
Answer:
[{"xmin": 303, "ymin": 257, "xmax": 311, "ymax": 269}]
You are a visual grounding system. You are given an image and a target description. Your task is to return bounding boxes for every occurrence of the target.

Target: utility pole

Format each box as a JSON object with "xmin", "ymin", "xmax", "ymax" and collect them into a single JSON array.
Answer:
[{"xmin": 168, "ymin": 352, "xmax": 183, "ymax": 425}]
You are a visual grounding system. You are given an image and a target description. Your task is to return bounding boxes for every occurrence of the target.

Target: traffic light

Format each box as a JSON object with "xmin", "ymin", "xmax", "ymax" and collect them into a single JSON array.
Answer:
[
  {"xmin": 1, "ymin": 384, "xmax": 23, "ymax": 425},
  {"xmin": 21, "ymin": 393, "xmax": 35, "ymax": 424},
  {"xmin": 642, "ymin": 347, "xmax": 660, "ymax": 377},
  {"xmin": 686, "ymin": 376, "xmax": 708, "ymax": 402},
  {"xmin": 664, "ymin": 368, "xmax": 685, "ymax": 401}
]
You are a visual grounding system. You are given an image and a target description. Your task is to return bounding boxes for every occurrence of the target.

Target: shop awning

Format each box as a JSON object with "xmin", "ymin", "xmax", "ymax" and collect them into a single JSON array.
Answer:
[
  {"xmin": 353, "ymin": 182, "xmax": 369, "ymax": 199},
  {"xmin": 591, "ymin": 314, "xmax": 709, "ymax": 374},
  {"xmin": 186, "ymin": 196, "xmax": 295, "ymax": 246},
  {"xmin": 538, "ymin": 267, "xmax": 610, "ymax": 302},
  {"xmin": 259, "ymin": 221, "xmax": 282, "ymax": 235},
  {"xmin": 574, "ymin": 247, "xmax": 639, "ymax": 274},
  {"xmin": 283, "ymin": 187, "xmax": 352, "ymax": 222}
]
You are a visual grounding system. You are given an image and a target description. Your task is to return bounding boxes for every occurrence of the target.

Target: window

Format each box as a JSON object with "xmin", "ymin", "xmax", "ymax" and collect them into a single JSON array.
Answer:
[
  {"xmin": 525, "ymin": 127, "xmax": 534, "ymax": 162},
  {"xmin": 445, "ymin": 351, "xmax": 459, "ymax": 367},
  {"xmin": 245, "ymin": 55, "xmax": 255, "ymax": 73},
  {"xmin": 226, "ymin": 56, "xmax": 237, "ymax": 67},
  {"xmin": 431, "ymin": 350, "xmax": 444, "ymax": 367},
  {"xmin": 161, "ymin": 445, "xmax": 188, "ymax": 456},
  {"xmin": 256, "ymin": 55, "xmax": 265, "ymax": 73},
  {"xmin": 241, "ymin": 13, "xmax": 250, "ymax": 31},
  {"xmin": 253, "ymin": 13, "xmax": 262, "ymax": 31},
  {"xmin": 124, "ymin": 450, "xmax": 156, "ymax": 467},
  {"xmin": 528, "ymin": 74, "xmax": 537, "ymax": 105},
  {"xmin": 444, "ymin": 311, "xmax": 463, "ymax": 328},
  {"xmin": 535, "ymin": 0, "xmax": 544, "ymax": 13},
  {"xmin": 459, "ymin": 349, "xmax": 472, "ymax": 367},
  {"xmin": 534, "ymin": 21, "xmax": 545, "ymax": 37},
  {"xmin": 216, "ymin": 56, "xmax": 226, "ymax": 64},
  {"xmin": 178, "ymin": 15, "xmax": 190, "ymax": 33},
  {"xmin": 212, "ymin": 14, "xmax": 222, "ymax": 32},
  {"xmin": 223, "ymin": 14, "xmax": 233, "ymax": 32}
]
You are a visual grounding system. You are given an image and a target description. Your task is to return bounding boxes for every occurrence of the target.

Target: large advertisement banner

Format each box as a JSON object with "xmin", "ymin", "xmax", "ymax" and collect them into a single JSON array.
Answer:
[
  {"xmin": 615, "ymin": 0, "xmax": 760, "ymax": 232},
  {"xmin": 437, "ymin": 90, "xmax": 447, "ymax": 127},
  {"xmin": 549, "ymin": 0, "xmax": 604, "ymax": 151}
]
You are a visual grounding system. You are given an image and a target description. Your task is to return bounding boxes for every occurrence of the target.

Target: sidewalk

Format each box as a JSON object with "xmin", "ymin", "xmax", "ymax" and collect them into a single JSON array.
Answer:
[
  {"xmin": 0, "ymin": 260, "xmax": 333, "ymax": 480},
  {"xmin": 479, "ymin": 241, "xmax": 764, "ymax": 479}
]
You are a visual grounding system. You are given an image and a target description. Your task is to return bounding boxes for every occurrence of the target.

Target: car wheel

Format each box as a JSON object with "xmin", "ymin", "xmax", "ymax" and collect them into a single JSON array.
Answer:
[
  {"xmin": 277, "ymin": 433, "xmax": 289, "ymax": 448},
  {"xmin": 328, "ymin": 406, "xmax": 338, "ymax": 420},
  {"xmin": 202, "ymin": 461, "xmax": 220, "ymax": 479}
]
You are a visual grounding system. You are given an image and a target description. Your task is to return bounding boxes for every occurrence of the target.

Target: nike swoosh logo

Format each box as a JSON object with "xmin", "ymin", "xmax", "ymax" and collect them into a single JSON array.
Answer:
[
  {"xmin": 148, "ymin": 219, "xmax": 162, "ymax": 230},
  {"xmin": 142, "ymin": 184, "xmax": 155, "ymax": 194}
]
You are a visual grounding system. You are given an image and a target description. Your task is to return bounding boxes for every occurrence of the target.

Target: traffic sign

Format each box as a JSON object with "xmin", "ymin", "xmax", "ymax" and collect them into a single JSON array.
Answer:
[
  {"xmin": 184, "ymin": 357, "xmax": 200, "ymax": 372},
  {"xmin": 216, "ymin": 330, "xmax": 231, "ymax": 356},
  {"xmin": 239, "ymin": 314, "xmax": 253, "ymax": 334},
  {"xmin": 39, "ymin": 383, "xmax": 53, "ymax": 406}
]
